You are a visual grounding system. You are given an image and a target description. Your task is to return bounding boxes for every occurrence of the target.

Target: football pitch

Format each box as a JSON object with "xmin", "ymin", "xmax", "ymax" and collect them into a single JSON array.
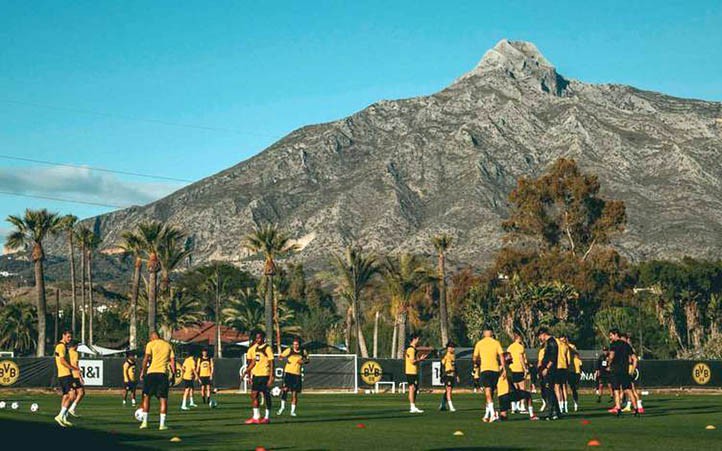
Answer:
[{"xmin": 0, "ymin": 391, "xmax": 720, "ymax": 450}]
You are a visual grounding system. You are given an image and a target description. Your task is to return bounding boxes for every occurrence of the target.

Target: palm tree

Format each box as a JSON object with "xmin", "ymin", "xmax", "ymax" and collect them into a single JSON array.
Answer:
[
  {"xmin": 330, "ymin": 246, "xmax": 378, "ymax": 357},
  {"xmin": 0, "ymin": 303, "xmax": 37, "ymax": 354},
  {"xmin": 60, "ymin": 215, "xmax": 78, "ymax": 335},
  {"xmin": 6, "ymin": 209, "xmax": 63, "ymax": 356},
  {"xmin": 158, "ymin": 291, "xmax": 203, "ymax": 340},
  {"xmin": 157, "ymin": 229, "xmax": 190, "ymax": 297},
  {"xmin": 223, "ymin": 288, "xmax": 265, "ymax": 333},
  {"xmin": 431, "ymin": 233, "xmax": 453, "ymax": 346},
  {"xmin": 382, "ymin": 254, "xmax": 433, "ymax": 358},
  {"xmin": 76, "ymin": 226, "xmax": 101, "ymax": 345},
  {"xmin": 119, "ymin": 230, "xmax": 144, "ymax": 350},
  {"xmin": 198, "ymin": 263, "xmax": 229, "ymax": 358},
  {"xmin": 243, "ymin": 224, "xmax": 298, "ymax": 350}
]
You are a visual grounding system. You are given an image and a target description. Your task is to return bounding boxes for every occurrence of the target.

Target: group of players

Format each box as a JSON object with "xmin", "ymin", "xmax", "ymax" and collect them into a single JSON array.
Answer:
[{"xmin": 403, "ymin": 325, "xmax": 644, "ymax": 422}]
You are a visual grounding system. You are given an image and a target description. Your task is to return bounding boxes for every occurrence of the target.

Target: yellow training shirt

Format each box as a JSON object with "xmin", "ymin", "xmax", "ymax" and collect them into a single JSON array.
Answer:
[
  {"xmin": 247, "ymin": 343, "xmax": 274, "ymax": 377},
  {"xmin": 557, "ymin": 341, "xmax": 569, "ymax": 369},
  {"xmin": 68, "ymin": 347, "xmax": 80, "ymax": 378},
  {"xmin": 441, "ymin": 351, "xmax": 455, "ymax": 375},
  {"xmin": 145, "ymin": 339, "xmax": 175, "ymax": 375},
  {"xmin": 472, "ymin": 365, "xmax": 480, "ymax": 379},
  {"xmin": 573, "ymin": 354, "xmax": 582, "ymax": 373},
  {"xmin": 198, "ymin": 357, "xmax": 213, "ymax": 377},
  {"xmin": 54, "ymin": 342, "xmax": 71, "ymax": 378},
  {"xmin": 182, "ymin": 356, "xmax": 197, "ymax": 380},
  {"xmin": 473, "ymin": 337, "xmax": 503, "ymax": 372},
  {"xmin": 507, "ymin": 341, "xmax": 526, "ymax": 373},
  {"xmin": 537, "ymin": 346, "xmax": 546, "ymax": 365},
  {"xmin": 123, "ymin": 359, "xmax": 136, "ymax": 382},
  {"xmin": 496, "ymin": 371, "xmax": 510, "ymax": 396},
  {"xmin": 281, "ymin": 348, "xmax": 306, "ymax": 376},
  {"xmin": 405, "ymin": 346, "xmax": 418, "ymax": 375}
]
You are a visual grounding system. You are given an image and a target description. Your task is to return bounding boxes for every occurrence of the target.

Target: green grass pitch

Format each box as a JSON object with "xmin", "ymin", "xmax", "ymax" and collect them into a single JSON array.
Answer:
[{"xmin": 0, "ymin": 391, "xmax": 720, "ymax": 450}]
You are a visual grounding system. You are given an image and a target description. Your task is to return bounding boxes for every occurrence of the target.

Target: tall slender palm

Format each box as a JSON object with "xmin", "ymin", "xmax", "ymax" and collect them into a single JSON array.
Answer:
[
  {"xmin": 6, "ymin": 209, "xmax": 63, "ymax": 356},
  {"xmin": 382, "ymin": 254, "xmax": 433, "ymax": 358},
  {"xmin": 432, "ymin": 233, "xmax": 453, "ymax": 346},
  {"xmin": 157, "ymin": 229, "xmax": 190, "ymax": 298},
  {"xmin": 243, "ymin": 224, "xmax": 298, "ymax": 350},
  {"xmin": 60, "ymin": 215, "xmax": 79, "ymax": 335},
  {"xmin": 119, "ymin": 230, "xmax": 144, "ymax": 350},
  {"xmin": 198, "ymin": 264, "xmax": 229, "ymax": 358},
  {"xmin": 330, "ymin": 246, "xmax": 379, "ymax": 357},
  {"xmin": 76, "ymin": 226, "xmax": 100, "ymax": 345}
]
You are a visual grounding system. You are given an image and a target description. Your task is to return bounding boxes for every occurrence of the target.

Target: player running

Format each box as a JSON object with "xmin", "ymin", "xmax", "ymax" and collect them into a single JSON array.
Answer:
[
  {"xmin": 607, "ymin": 328, "xmax": 642, "ymax": 416},
  {"xmin": 507, "ymin": 332, "xmax": 528, "ymax": 413},
  {"xmin": 139, "ymin": 331, "xmax": 176, "ymax": 430},
  {"xmin": 537, "ymin": 327, "xmax": 562, "ymax": 420},
  {"xmin": 595, "ymin": 347, "xmax": 612, "ymax": 403},
  {"xmin": 473, "ymin": 325, "xmax": 504, "ymax": 422},
  {"xmin": 198, "ymin": 348, "xmax": 214, "ymax": 406},
  {"xmin": 123, "ymin": 351, "xmax": 138, "ymax": 406},
  {"xmin": 67, "ymin": 341, "xmax": 85, "ymax": 417},
  {"xmin": 244, "ymin": 331, "xmax": 275, "ymax": 424},
  {"xmin": 54, "ymin": 330, "xmax": 80, "ymax": 427},
  {"xmin": 439, "ymin": 341, "xmax": 459, "ymax": 412},
  {"xmin": 277, "ymin": 337, "xmax": 309, "ymax": 417},
  {"xmin": 405, "ymin": 334, "xmax": 428, "ymax": 414},
  {"xmin": 497, "ymin": 352, "xmax": 539, "ymax": 421},
  {"xmin": 180, "ymin": 353, "xmax": 199, "ymax": 410}
]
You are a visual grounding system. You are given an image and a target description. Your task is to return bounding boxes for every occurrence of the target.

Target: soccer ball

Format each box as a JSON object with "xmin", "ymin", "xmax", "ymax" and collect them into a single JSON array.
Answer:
[
  {"xmin": 134, "ymin": 408, "xmax": 145, "ymax": 422},
  {"xmin": 30, "ymin": 403, "xmax": 39, "ymax": 412},
  {"xmin": 270, "ymin": 386, "xmax": 282, "ymax": 397},
  {"xmin": 209, "ymin": 399, "xmax": 218, "ymax": 409},
  {"xmin": 11, "ymin": 402, "xmax": 19, "ymax": 410},
  {"xmin": 0, "ymin": 401, "xmax": 6, "ymax": 409}
]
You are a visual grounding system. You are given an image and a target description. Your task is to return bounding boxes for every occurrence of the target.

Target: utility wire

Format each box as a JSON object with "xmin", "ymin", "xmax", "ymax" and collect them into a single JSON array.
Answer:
[
  {"xmin": 0, "ymin": 154, "xmax": 193, "ymax": 183},
  {"xmin": 0, "ymin": 190, "xmax": 127, "ymax": 208}
]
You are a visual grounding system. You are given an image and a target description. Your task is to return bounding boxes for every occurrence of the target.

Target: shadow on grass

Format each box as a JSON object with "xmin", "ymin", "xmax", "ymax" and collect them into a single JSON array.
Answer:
[{"xmin": 0, "ymin": 418, "xmax": 146, "ymax": 449}]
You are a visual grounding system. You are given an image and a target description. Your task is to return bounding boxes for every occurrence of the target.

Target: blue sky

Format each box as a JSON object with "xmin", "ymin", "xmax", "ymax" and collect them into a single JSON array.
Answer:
[{"xmin": 1, "ymin": 0, "xmax": 721, "ymax": 249}]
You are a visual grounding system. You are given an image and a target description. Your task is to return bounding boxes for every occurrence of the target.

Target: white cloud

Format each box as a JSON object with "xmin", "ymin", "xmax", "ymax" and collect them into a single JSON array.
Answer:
[{"xmin": 0, "ymin": 165, "xmax": 185, "ymax": 207}]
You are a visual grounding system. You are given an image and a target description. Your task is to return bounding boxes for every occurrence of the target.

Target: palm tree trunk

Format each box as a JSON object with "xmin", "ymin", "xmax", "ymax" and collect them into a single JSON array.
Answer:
[
  {"xmin": 438, "ymin": 252, "xmax": 449, "ymax": 347},
  {"xmin": 390, "ymin": 314, "xmax": 398, "ymax": 359},
  {"xmin": 87, "ymin": 251, "xmax": 94, "ymax": 345},
  {"xmin": 215, "ymin": 266, "xmax": 222, "ymax": 358},
  {"xmin": 373, "ymin": 311, "xmax": 379, "ymax": 358},
  {"xmin": 396, "ymin": 309, "xmax": 407, "ymax": 359},
  {"xmin": 34, "ymin": 256, "xmax": 47, "ymax": 356},
  {"xmin": 355, "ymin": 300, "xmax": 369, "ymax": 357},
  {"xmin": 129, "ymin": 257, "xmax": 141, "ymax": 350},
  {"xmin": 344, "ymin": 306, "xmax": 353, "ymax": 353},
  {"xmin": 265, "ymin": 275, "xmax": 274, "ymax": 349},
  {"xmin": 273, "ymin": 292, "xmax": 282, "ymax": 355},
  {"xmin": 148, "ymin": 253, "xmax": 159, "ymax": 332},
  {"xmin": 68, "ymin": 233, "xmax": 77, "ymax": 336},
  {"xmin": 80, "ymin": 245, "xmax": 86, "ymax": 343}
]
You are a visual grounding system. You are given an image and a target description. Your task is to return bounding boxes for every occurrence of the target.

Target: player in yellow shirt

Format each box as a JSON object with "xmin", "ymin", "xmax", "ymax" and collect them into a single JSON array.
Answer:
[
  {"xmin": 277, "ymin": 337, "xmax": 309, "ymax": 417},
  {"xmin": 496, "ymin": 352, "xmax": 539, "ymax": 421},
  {"xmin": 556, "ymin": 335, "xmax": 571, "ymax": 413},
  {"xmin": 180, "ymin": 353, "xmax": 199, "ymax": 410},
  {"xmin": 53, "ymin": 330, "xmax": 80, "ymax": 427},
  {"xmin": 139, "ymin": 331, "xmax": 176, "ymax": 430},
  {"xmin": 67, "ymin": 341, "xmax": 85, "ymax": 417},
  {"xmin": 536, "ymin": 344, "xmax": 548, "ymax": 411},
  {"xmin": 507, "ymin": 332, "xmax": 528, "ymax": 413},
  {"xmin": 122, "ymin": 351, "xmax": 138, "ymax": 406},
  {"xmin": 568, "ymin": 341, "xmax": 582, "ymax": 412},
  {"xmin": 439, "ymin": 341, "xmax": 459, "ymax": 412},
  {"xmin": 404, "ymin": 334, "xmax": 428, "ymax": 414},
  {"xmin": 472, "ymin": 325, "xmax": 504, "ymax": 422},
  {"xmin": 197, "ymin": 348, "xmax": 214, "ymax": 406},
  {"xmin": 243, "ymin": 331, "xmax": 275, "ymax": 424}
]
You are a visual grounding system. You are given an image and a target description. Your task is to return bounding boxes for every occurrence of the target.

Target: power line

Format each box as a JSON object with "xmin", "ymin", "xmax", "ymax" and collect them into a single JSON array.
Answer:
[
  {"xmin": 0, "ymin": 154, "xmax": 194, "ymax": 183},
  {"xmin": 0, "ymin": 190, "xmax": 127, "ymax": 208},
  {"xmin": 1, "ymin": 99, "xmax": 279, "ymax": 138}
]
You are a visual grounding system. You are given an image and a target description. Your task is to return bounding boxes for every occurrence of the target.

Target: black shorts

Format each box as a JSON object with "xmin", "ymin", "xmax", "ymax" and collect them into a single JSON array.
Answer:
[
  {"xmin": 553, "ymin": 369, "xmax": 568, "ymax": 385},
  {"xmin": 511, "ymin": 372, "xmax": 525, "ymax": 384},
  {"xmin": 199, "ymin": 377, "xmax": 212, "ymax": 386},
  {"xmin": 125, "ymin": 381, "xmax": 137, "ymax": 390},
  {"xmin": 58, "ymin": 375, "xmax": 74, "ymax": 395},
  {"xmin": 251, "ymin": 376, "xmax": 270, "ymax": 392},
  {"xmin": 610, "ymin": 371, "xmax": 632, "ymax": 390},
  {"xmin": 443, "ymin": 374, "xmax": 455, "ymax": 387},
  {"xmin": 283, "ymin": 373, "xmax": 302, "ymax": 392},
  {"xmin": 480, "ymin": 371, "xmax": 499, "ymax": 389},
  {"xmin": 182, "ymin": 379, "xmax": 195, "ymax": 389},
  {"xmin": 406, "ymin": 374, "xmax": 419, "ymax": 387},
  {"xmin": 597, "ymin": 372, "xmax": 610, "ymax": 385},
  {"xmin": 568, "ymin": 372, "xmax": 581, "ymax": 387},
  {"xmin": 143, "ymin": 373, "xmax": 170, "ymax": 399},
  {"xmin": 72, "ymin": 377, "xmax": 83, "ymax": 389}
]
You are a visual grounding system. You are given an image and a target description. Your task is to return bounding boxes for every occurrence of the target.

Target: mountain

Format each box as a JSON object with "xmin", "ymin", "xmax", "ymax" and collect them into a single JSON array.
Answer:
[{"xmin": 57, "ymin": 39, "xmax": 722, "ymax": 269}]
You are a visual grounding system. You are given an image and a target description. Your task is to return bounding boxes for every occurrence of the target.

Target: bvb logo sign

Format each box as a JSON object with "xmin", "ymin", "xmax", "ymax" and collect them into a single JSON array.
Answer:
[
  {"xmin": 692, "ymin": 362, "xmax": 711, "ymax": 385},
  {"xmin": 0, "ymin": 360, "xmax": 20, "ymax": 386},
  {"xmin": 360, "ymin": 360, "xmax": 383, "ymax": 385}
]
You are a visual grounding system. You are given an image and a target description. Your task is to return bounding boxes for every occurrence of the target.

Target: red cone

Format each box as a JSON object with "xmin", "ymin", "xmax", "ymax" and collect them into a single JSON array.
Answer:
[{"xmin": 587, "ymin": 439, "xmax": 601, "ymax": 447}]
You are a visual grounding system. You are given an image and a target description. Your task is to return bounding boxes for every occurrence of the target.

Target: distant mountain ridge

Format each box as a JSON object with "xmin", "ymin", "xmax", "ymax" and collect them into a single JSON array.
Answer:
[{"xmin": 54, "ymin": 39, "xmax": 722, "ymax": 269}]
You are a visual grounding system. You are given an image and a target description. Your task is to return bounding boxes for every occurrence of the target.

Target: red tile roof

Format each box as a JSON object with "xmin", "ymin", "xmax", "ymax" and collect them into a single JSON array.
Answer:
[{"xmin": 172, "ymin": 321, "xmax": 248, "ymax": 345}]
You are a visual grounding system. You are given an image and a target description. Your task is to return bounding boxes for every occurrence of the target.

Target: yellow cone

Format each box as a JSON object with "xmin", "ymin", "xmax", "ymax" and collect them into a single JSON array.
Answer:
[
  {"xmin": 170, "ymin": 437, "xmax": 182, "ymax": 442},
  {"xmin": 453, "ymin": 430, "xmax": 464, "ymax": 436},
  {"xmin": 706, "ymin": 425, "xmax": 716, "ymax": 430}
]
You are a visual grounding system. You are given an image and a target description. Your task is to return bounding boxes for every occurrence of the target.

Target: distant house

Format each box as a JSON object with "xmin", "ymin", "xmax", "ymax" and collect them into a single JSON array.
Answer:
[{"xmin": 172, "ymin": 321, "xmax": 249, "ymax": 357}]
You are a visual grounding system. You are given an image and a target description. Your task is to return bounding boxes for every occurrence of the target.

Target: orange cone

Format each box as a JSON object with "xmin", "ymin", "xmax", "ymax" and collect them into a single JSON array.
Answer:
[
  {"xmin": 356, "ymin": 423, "xmax": 366, "ymax": 429},
  {"xmin": 581, "ymin": 419, "xmax": 591, "ymax": 425},
  {"xmin": 587, "ymin": 439, "xmax": 601, "ymax": 447},
  {"xmin": 255, "ymin": 448, "xmax": 267, "ymax": 451}
]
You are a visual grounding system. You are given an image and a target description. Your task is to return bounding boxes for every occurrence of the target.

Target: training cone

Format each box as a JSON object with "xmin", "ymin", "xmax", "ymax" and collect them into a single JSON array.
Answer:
[
  {"xmin": 581, "ymin": 419, "xmax": 591, "ymax": 425},
  {"xmin": 453, "ymin": 430, "xmax": 464, "ymax": 436},
  {"xmin": 706, "ymin": 425, "xmax": 716, "ymax": 430},
  {"xmin": 170, "ymin": 437, "xmax": 182, "ymax": 443},
  {"xmin": 587, "ymin": 439, "xmax": 601, "ymax": 447},
  {"xmin": 255, "ymin": 448, "xmax": 267, "ymax": 451},
  {"xmin": 356, "ymin": 423, "xmax": 366, "ymax": 429}
]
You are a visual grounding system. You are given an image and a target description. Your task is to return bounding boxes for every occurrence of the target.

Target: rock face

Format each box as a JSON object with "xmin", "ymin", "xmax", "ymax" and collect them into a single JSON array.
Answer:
[{"xmin": 79, "ymin": 39, "xmax": 722, "ymax": 268}]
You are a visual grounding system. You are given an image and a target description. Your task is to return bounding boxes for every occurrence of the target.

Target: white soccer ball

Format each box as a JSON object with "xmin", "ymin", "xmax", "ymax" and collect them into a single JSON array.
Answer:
[
  {"xmin": 0, "ymin": 401, "xmax": 6, "ymax": 409},
  {"xmin": 209, "ymin": 399, "xmax": 218, "ymax": 408},
  {"xmin": 11, "ymin": 402, "xmax": 19, "ymax": 410},
  {"xmin": 271, "ymin": 386, "xmax": 282, "ymax": 397},
  {"xmin": 134, "ymin": 408, "xmax": 144, "ymax": 422},
  {"xmin": 30, "ymin": 403, "xmax": 39, "ymax": 412}
]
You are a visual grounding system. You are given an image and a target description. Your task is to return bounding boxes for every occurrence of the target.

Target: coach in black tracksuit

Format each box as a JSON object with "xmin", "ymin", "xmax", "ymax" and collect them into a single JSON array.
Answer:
[{"xmin": 537, "ymin": 327, "xmax": 562, "ymax": 420}]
